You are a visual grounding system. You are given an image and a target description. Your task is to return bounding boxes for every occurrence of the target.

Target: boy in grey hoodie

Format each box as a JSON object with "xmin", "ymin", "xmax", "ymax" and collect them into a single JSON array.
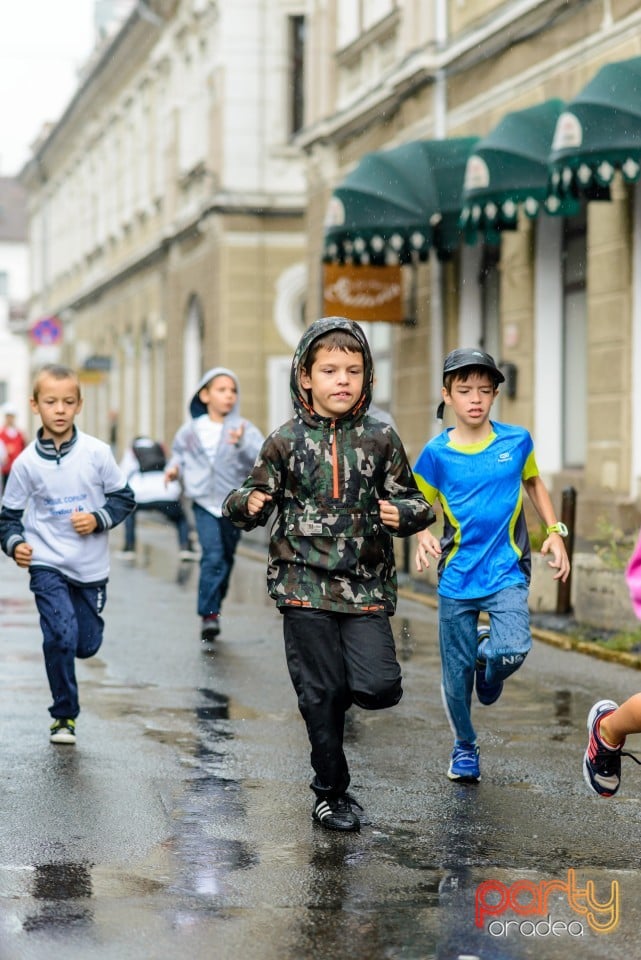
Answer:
[{"xmin": 165, "ymin": 367, "xmax": 264, "ymax": 641}]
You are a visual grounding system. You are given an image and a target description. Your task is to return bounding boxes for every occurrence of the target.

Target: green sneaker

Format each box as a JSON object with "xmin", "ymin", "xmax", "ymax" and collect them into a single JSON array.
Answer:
[{"xmin": 50, "ymin": 718, "xmax": 76, "ymax": 745}]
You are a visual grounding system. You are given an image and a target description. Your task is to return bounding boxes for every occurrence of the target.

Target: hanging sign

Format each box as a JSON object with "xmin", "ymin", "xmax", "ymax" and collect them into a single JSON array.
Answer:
[{"xmin": 323, "ymin": 263, "xmax": 403, "ymax": 324}]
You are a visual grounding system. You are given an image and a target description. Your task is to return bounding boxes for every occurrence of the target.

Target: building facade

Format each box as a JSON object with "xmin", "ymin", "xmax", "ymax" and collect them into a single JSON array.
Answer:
[
  {"xmin": 0, "ymin": 177, "xmax": 29, "ymax": 432},
  {"xmin": 301, "ymin": 0, "xmax": 641, "ymax": 537},
  {"xmin": 21, "ymin": 0, "xmax": 308, "ymax": 451}
]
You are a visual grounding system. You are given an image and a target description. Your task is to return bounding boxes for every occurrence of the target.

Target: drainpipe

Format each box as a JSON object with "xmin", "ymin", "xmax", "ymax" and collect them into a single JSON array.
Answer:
[{"xmin": 429, "ymin": 0, "xmax": 448, "ymax": 436}]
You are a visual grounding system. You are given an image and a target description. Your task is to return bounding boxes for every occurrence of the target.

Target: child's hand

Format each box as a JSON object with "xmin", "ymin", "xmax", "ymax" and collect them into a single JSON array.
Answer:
[
  {"xmin": 228, "ymin": 422, "xmax": 245, "ymax": 446},
  {"xmin": 247, "ymin": 490, "xmax": 272, "ymax": 516},
  {"xmin": 71, "ymin": 510, "xmax": 98, "ymax": 536},
  {"xmin": 541, "ymin": 535, "xmax": 571, "ymax": 582},
  {"xmin": 415, "ymin": 530, "xmax": 442, "ymax": 572},
  {"xmin": 13, "ymin": 541, "xmax": 33, "ymax": 568},
  {"xmin": 164, "ymin": 466, "xmax": 179, "ymax": 484},
  {"xmin": 378, "ymin": 499, "xmax": 399, "ymax": 530}
]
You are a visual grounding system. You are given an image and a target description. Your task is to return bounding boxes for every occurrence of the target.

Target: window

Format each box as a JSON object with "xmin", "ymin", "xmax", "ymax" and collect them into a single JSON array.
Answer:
[
  {"xmin": 0, "ymin": 271, "xmax": 8, "ymax": 297},
  {"xmin": 337, "ymin": 0, "xmax": 395, "ymax": 47},
  {"xmin": 288, "ymin": 15, "xmax": 306, "ymax": 136}
]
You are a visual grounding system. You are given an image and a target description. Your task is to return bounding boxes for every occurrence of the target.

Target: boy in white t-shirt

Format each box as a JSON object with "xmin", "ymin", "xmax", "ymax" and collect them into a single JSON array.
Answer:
[
  {"xmin": 165, "ymin": 367, "xmax": 263, "ymax": 642},
  {"xmin": 0, "ymin": 364, "xmax": 135, "ymax": 744}
]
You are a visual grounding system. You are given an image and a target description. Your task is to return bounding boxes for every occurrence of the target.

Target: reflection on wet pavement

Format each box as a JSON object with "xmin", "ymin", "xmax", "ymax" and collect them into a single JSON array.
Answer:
[
  {"xmin": 22, "ymin": 860, "xmax": 94, "ymax": 933},
  {"xmin": 169, "ymin": 686, "xmax": 259, "ymax": 927}
]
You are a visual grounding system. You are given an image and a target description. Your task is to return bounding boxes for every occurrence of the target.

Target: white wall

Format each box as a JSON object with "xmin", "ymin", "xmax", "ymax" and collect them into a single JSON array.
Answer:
[{"xmin": 0, "ymin": 238, "xmax": 30, "ymax": 433}]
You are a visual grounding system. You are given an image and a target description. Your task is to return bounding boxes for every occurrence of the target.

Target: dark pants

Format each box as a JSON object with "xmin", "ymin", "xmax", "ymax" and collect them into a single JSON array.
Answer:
[
  {"xmin": 29, "ymin": 568, "xmax": 106, "ymax": 720},
  {"xmin": 123, "ymin": 500, "xmax": 190, "ymax": 551},
  {"xmin": 283, "ymin": 607, "xmax": 403, "ymax": 799},
  {"xmin": 192, "ymin": 504, "xmax": 242, "ymax": 618}
]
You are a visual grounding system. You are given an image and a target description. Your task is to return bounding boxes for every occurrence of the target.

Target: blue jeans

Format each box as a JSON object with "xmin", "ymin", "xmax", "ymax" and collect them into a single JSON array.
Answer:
[
  {"xmin": 30, "ymin": 567, "xmax": 106, "ymax": 719},
  {"xmin": 438, "ymin": 583, "xmax": 531, "ymax": 744},
  {"xmin": 192, "ymin": 504, "xmax": 242, "ymax": 618}
]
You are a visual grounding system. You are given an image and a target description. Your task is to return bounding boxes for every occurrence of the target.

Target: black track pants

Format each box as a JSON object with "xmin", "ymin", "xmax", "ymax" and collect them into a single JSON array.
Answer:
[{"xmin": 283, "ymin": 607, "xmax": 403, "ymax": 798}]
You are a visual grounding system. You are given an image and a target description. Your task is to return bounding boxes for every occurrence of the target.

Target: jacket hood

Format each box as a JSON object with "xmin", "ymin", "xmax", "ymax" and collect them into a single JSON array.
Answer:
[
  {"xmin": 189, "ymin": 367, "xmax": 240, "ymax": 419},
  {"xmin": 290, "ymin": 317, "xmax": 374, "ymax": 425}
]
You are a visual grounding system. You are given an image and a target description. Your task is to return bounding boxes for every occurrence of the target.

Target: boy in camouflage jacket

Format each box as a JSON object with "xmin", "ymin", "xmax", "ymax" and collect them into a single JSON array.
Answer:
[{"xmin": 223, "ymin": 317, "xmax": 434, "ymax": 832}]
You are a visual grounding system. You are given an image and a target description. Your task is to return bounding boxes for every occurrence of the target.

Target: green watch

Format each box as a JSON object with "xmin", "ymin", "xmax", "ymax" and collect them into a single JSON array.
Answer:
[{"xmin": 546, "ymin": 522, "xmax": 569, "ymax": 537}]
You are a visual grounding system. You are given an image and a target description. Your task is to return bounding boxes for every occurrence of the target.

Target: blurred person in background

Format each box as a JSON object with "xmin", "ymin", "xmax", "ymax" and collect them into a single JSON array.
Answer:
[{"xmin": 0, "ymin": 403, "xmax": 27, "ymax": 493}]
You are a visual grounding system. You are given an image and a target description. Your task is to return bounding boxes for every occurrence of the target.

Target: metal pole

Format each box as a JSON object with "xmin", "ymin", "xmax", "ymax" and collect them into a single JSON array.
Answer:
[{"xmin": 556, "ymin": 486, "xmax": 576, "ymax": 615}]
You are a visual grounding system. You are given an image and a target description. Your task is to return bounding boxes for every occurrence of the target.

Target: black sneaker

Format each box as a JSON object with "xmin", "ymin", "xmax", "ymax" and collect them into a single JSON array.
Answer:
[
  {"xmin": 201, "ymin": 617, "xmax": 220, "ymax": 642},
  {"xmin": 312, "ymin": 793, "xmax": 363, "ymax": 832},
  {"xmin": 50, "ymin": 718, "xmax": 76, "ymax": 744},
  {"xmin": 475, "ymin": 625, "xmax": 503, "ymax": 705}
]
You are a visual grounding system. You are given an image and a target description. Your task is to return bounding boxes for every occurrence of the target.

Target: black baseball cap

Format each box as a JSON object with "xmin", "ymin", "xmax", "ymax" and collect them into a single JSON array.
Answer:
[
  {"xmin": 437, "ymin": 348, "xmax": 504, "ymax": 420},
  {"xmin": 442, "ymin": 348, "xmax": 505, "ymax": 384}
]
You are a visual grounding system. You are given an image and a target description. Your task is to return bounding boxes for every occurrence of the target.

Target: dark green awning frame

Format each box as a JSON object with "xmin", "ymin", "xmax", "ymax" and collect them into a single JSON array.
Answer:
[
  {"xmin": 460, "ymin": 100, "xmax": 578, "ymax": 244},
  {"xmin": 323, "ymin": 137, "xmax": 478, "ymax": 265},
  {"xmin": 548, "ymin": 55, "xmax": 641, "ymax": 200}
]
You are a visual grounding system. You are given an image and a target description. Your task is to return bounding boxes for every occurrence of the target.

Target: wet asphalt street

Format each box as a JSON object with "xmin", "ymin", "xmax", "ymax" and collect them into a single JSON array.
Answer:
[{"xmin": 2, "ymin": 523, "xmax": 641, "ymax": 960}]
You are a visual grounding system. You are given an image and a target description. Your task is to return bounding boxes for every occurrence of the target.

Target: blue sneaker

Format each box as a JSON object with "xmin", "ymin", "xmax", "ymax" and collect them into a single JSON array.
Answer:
[
  {"xmin": 475, "ymin": 625, "xmax": 503, "ymax": 705},
  {"xmin": 447, "ymin": 741, "xmax": 480, "ymax": 782}
]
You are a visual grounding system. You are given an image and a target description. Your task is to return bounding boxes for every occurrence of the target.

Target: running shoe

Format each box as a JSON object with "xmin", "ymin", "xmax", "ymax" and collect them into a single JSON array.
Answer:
[
  {"xmin": 50, "ymin": 718, "xmax": 76, "ymax": 745},
  {"xmin": 201, "ymin": 616, "xmax": 220, "ymax": 642},
  {"xmin": 583, "ymin": 699, "xmax": 626, "ymax": 797},
  {"xmin": 447, "ymin": 741, "xmax": 480, "ymax": 782},
  {"xmin": 475, "ymin": 625, "xmax": 503, "ymax": 705},
  {"xmin": 312, "ymin": 793, "xmax": 363, "ymax": 832}
]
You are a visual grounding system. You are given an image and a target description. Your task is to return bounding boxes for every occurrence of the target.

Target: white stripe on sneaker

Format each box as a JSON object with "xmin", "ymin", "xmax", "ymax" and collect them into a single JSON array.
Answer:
[{"xmin": 315, "ymin": 801, "xmax": 332, "ymax": 821}]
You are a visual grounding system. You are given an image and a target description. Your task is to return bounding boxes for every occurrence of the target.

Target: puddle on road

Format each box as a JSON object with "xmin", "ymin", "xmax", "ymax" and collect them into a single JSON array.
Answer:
[
  {"xmin": 166, "ymin": 685, "xmax": 259, "ymax": 923},
  {"xmin": 11, "ymin": 860, "xmax": 95, "ymax": 934}
]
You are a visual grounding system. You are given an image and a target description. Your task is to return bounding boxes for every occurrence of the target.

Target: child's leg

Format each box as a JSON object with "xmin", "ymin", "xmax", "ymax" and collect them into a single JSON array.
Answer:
[
  {"xmin": 483, "ymin": 583, "xmax": 531, "ymax": 685},
  {"xmin": 167, "ymin": 501, "xmax": 191, "ymax": 550},
  {"xmin": 217, "ymin": 517, "xmax": 242, "ymax": 604},
  {"xmin": 71, "ymin": 582, "xmax": 106, "ymax": 660},
  {"xmin": 438, "ymin": 596, "xmax": 479, "ymax": 743},
  {"xmin": 601, "ymin": 693, "xmax": 641, "ymax": 746},
  {"xmin": 155, "ymin": 500, "xmax": 191, "ymax": 550},
  {"xmin": 283, "ymin": 607, "xmax": 351, "ymax": 798},
  {"xmin": 29, "ymin": 569, "xmax": 81, "ymax": 720},
  {"xmin": 193, "ymin": 505, "xmax": 240, "ymax": 617},
  {"xmin": 123, "ymin": 506, "xmax": 137, "ymax": 551},
  {"xmin": 341, "ymin": 611, "xmax": 402, "ymax": 710}
]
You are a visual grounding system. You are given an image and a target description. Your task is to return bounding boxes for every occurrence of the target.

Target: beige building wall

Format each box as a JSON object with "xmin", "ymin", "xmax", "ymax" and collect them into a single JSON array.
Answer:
[{"xmin": 302, "ymin": 0, "xmax": 641, "ymax": 533}]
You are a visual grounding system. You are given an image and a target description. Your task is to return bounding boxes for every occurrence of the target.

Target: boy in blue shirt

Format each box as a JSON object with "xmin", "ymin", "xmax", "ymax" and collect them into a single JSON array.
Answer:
[{"xmin": 413, "ymin": 348, "xmax": 570, "ymax": 783}]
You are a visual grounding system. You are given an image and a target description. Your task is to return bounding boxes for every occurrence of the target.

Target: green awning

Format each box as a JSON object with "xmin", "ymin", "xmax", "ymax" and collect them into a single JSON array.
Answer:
[
  {"xmin": 323, "ymin": 137, "xmax": 478, "ymax": 265},
  {"xmin": 460, "ymin": 100, "xmax": 578, "ymax": 243},
  {"xmin": 548, "ymin": 55, "xmax": 641, "ymax": 200}
]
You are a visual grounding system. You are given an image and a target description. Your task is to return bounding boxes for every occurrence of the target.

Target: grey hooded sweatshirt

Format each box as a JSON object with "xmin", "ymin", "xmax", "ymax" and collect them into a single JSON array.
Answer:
[{"xmin": 167, "ymin": 367, "xmax": 264, "ymax": 515}]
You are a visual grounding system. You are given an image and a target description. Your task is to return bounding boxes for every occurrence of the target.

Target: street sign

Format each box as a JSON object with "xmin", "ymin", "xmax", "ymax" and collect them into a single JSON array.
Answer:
[{"xmin": 29, "ymin": 316, "xmax": 63, "ymax": 345}]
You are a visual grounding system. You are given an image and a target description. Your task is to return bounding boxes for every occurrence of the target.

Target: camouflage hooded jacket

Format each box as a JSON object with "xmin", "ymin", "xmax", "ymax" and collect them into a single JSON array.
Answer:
[{"xmin": 222, "ymin": 317, "xmax": 435, "ymax": 614}]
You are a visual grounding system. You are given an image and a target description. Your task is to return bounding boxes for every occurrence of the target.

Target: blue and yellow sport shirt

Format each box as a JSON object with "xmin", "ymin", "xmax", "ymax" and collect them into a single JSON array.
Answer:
[{"xmin": 413, "ymin": 421, "xmax": 538, "ymax": 599}]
